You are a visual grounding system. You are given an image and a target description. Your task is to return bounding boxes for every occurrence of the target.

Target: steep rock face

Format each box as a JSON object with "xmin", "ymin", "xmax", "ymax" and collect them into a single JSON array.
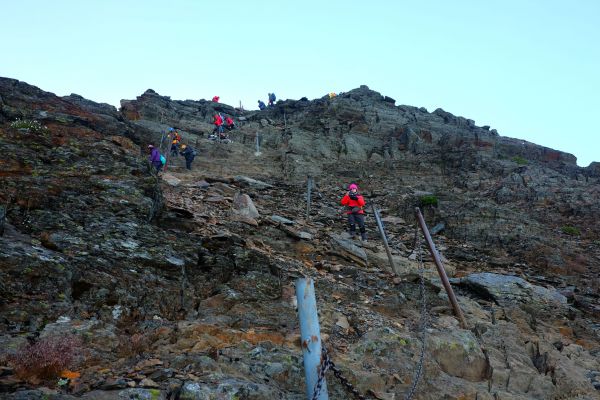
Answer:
[
  {"xmin": 1, "ymin": 79, "xmax": 600, "ymax": 399},
  {"xmin": 120, "ymin": 84, "xmax": 600, "ymax": 286}
]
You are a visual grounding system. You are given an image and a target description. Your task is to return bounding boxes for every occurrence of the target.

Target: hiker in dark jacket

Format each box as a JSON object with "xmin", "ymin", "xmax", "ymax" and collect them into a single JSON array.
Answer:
[
  {"xmin": 258, "ymin": 100, "xmax": 266, "ymax": 110},
  {"xmin": 268, "ymin": 93, "xmax": 276, "ymax": 106},
  {"xmin": 179, "ymin": 144, "xmax": 196, "ymax": 170}
]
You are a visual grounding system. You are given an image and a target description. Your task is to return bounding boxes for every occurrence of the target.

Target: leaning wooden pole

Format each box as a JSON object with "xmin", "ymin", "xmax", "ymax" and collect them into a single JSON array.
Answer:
[{"xmin": 415, "ymin": 207, "xmax": 468, "ymax": 329}]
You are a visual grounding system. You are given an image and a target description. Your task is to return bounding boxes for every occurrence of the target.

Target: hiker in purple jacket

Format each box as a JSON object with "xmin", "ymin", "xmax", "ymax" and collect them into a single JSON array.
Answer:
[{"xmin": 148, "ymin": 144, "xmax": 163, "ymax": 172}]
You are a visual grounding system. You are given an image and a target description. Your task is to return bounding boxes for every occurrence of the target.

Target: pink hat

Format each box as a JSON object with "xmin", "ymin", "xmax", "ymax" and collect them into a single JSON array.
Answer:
[{"xmin": 348, "ymin": 183, "xmax": 358, "ymax": 190}]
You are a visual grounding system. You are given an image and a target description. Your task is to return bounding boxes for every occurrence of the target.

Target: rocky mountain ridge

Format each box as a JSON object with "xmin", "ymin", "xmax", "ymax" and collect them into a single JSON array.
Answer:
[{"xmin": 0, "ymin": 77, "xmax": 599, "ymax": 399}]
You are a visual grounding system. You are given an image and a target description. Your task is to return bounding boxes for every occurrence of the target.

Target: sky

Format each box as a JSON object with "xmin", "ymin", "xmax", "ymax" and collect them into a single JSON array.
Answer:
[{"xmin": 1, "ymin": 1, "xmax": 599, "ymax": 166}]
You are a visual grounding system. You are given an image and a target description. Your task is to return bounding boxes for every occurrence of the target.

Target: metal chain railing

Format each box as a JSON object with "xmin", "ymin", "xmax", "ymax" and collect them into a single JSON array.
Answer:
[
  {"xmin": 311, "ymin": 225, "xmax": 429, "ymax": 400},
  {"xmin": 312, "ymin": 346, "xmax": 368, "ymax": 400}
]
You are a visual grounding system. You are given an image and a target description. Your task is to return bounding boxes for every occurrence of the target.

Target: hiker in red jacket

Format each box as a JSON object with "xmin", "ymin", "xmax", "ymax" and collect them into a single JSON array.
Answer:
[
  {"xmin": 340, "ymin": 183, "xmax": 367, "ymax": 241},
  {"xmin": 212, "ymin": 95, "xmax": 220, "ymax": 102},
  {"xmin": 213, "ymin": 113, "xmax": 224, "ymax": 135},
  {"xmin": 225, "ymin": 116, "xmax": 235, "ymax": 131}
]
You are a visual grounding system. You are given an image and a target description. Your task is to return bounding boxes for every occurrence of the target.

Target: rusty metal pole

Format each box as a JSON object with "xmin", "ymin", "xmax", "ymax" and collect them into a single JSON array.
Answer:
[
  {"xmin": 415, "ymin": 207, "xmax": 468, "ymax": 329},
  {"xmin": 372, "ymin": 205, "xmax": 400, "ymax": 275}
]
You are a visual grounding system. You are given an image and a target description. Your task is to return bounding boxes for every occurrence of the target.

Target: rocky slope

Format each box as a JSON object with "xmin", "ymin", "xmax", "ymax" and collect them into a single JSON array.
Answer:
[{"xmin": 0, "ymin": 77, "xmax": 599, "ymax": 399}]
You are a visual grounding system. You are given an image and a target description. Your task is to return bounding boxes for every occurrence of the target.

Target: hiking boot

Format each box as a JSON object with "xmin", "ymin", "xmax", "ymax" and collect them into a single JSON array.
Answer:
[{"xmin": 360, "ymin": 232, "xmax": 367, "ymax": 242}]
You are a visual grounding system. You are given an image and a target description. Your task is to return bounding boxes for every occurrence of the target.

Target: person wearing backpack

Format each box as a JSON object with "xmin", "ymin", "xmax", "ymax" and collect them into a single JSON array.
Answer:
[
  {"xmin": 179, "ymin": 144, "xmax": 197, "ymax": 170},
  {"xmin": 225, "ymin": 116, "xmax": 235, "ymax": 131},
  {"xmin": 268, "ymin": 93, "xmax": 276, "ymax": 107},
  {"xmin": 257, "ymin": 100, "xmax": 266, "ymax": 110},
  {"xmin": 340, "ymin": 183, "xmax": 367, "ymax": 241},
  {"xmin": 170, "ymin": 130, "xmax": 181, "ymax": 157},
  {"xmin": 148, "ymin": 144, "xmax": 163, "ymax": 173}
]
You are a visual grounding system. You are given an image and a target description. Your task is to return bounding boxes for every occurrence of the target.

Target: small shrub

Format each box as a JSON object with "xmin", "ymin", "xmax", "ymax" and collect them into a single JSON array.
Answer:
[
  {"xmin": 420, "ymin": 195, "xmax": 439, "ymax": 207},
  {"xmin": 511, "ymin": 155, "xmax": 528, "ymax": 165},
  {"xmin": 117, "ymin": 332, "xmax": 150, "ymax": 357},
  {"xmin": 561, "ymin": 226, "xmax": 580, "ymax": 236},
  {"xmin": 10, "ymin": 119, "xmax": 49, "ymax": 134},
  {"xmin": 6, "ymin": 334, "xmax": 82, "ymax": 382}
]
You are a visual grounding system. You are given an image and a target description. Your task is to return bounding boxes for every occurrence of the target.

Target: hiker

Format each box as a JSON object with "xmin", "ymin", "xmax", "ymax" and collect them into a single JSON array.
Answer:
[
  {"xmin": 213, "ymin": 113, "xmax": 224, "ymax": 134},
  {"xmin": 225, "ymin": 116, "xmax": 235, "ymax": 131},
  {"xmin": 170, "ymin": 130, "xmax": 181, "ymax": 157},
  {"xmin": 340, "ymin": 183, "xmax": 367, "ymax": 241},
  {"xmin": 258, "ymin": 100, "xmax": 266, "ymax": 110},
  {"xmin": 212, "ymin": 95, "xmax": 220, "ymax": 102},
  {"xmin": 179, "ymin": 144, "xmax": 196, "ymax": 170},
  {"xmin": 329, "ymin": 92, "xmax": 337, "ymax": 99},
  {"xmin": 268, "ymin": 93, "xmax": 276, "ymax": 107},
  {"xmin": 148, "ymin": 144, "xmax": 163, "ymax": 173}
]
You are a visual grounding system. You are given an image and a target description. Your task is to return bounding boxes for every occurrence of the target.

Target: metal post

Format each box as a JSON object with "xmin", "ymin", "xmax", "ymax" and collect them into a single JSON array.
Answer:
[
  {"xmin": 372, "ymin": 205, "xmax": 400, "ymax": 275},
  {"xmin": 296, "ymin": 278, "xmax": 328, "ymax": 400},
  {"xmin": 255, "ymin": 132, "xmax": 261, "ymax": 156},
  {"xmin": 415, "ymin": 207, "xmax": 468, "ymax": 329},
  {"xmin": 306, "ymin": 176, "xmax": 312, "ymax": 220}
]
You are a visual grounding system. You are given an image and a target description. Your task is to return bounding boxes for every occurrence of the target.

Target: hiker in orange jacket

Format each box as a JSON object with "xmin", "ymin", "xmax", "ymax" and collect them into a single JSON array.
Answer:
[{"xmin": 340, "ymin": 183, "xmax": 367, "ymax": 241}]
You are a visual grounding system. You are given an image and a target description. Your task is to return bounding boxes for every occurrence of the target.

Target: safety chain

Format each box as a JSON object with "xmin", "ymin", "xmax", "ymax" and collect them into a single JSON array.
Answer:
[
  {"xmin": 404, "ymin": 226, "xmax": 429, "ymax": 400},
  {"xmin": 311, "ymin": 226, "xmax": 429, "ymax": 400},
  {"xmin": 312, "ymin": 346, "xmax": 369, "ymax": 400}
]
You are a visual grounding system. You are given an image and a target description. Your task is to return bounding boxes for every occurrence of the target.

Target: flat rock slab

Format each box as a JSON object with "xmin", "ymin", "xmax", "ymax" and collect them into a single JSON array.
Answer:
[
  {"xmin": 456, "ymin": 272, "xmax": 567, "ymax": 309},
  {"xmin": 270, "ymin": 215, "xmax": 295, "ymax": 225},
  {"xmin": 233, "ymin": 175, "xmax": 273, "ymax": 190},
  {"xmin": 330, "ymin": 233, "xmax": 368, "ymax": 266}
]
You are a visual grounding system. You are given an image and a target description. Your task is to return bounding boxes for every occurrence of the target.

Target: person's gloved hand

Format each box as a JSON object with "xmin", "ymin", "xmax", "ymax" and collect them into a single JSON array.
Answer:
[{"xmin": 349, "ymin": 193, "xmax": 358, "ymax": 200}]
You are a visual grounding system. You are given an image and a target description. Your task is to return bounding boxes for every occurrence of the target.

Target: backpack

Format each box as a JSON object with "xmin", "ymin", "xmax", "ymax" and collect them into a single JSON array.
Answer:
[{"xmin": 160, "ymin": 155, "xmax": 166, "ymax": 165}]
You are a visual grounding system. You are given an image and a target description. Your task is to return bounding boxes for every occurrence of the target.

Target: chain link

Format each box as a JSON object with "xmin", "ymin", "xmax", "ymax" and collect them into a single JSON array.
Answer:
[
  {"xmin": 311, "ymin": 346, "xmax": 331, "ymax": 400},
  {"xmin": 313, "ymin": 346, "xmax": 369, "ymax": 400}
]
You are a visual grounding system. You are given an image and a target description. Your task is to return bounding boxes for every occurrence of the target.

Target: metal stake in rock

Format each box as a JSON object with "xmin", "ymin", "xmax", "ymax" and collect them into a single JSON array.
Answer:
[
  {"xmin": 296, "ymin": 278, "xmax": 328, "ymax": 400},
  {"xmin": 255, "ymin": 132, "xmax": 262, "ymax": 156},
  {"xmin": 372, "ymin": 205, "xmax": 399, "ymax": 275}
]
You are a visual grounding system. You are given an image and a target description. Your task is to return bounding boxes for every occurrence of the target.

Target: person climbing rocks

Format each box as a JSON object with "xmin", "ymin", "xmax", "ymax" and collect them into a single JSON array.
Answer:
[
  {"xmin": 213, "ymin": 113, "xmax": 224, "ymax": 135},
  {"xmin": 258, "ymin": 100, "xmax": 266, "ymax": 110},
  {"xmin": 268, "ymin": 93, "xmax": 276, "ymax": 107},
  {"xmin": 179, "ymin": 144, "xmax": 197, "ymax": 170},
  {"xmin": 212, "ymin": 95, "xmax": 220, "ymax": 102},
  {"xmin": 329, "ymin": 92, "xmax": 337, "ymax": 99},
  {"xmin": 148, "ymin": 144, "xmax": 163, "ymax": 173},
  {"xmin": 225, "ymin": 116, "xmax": 235, "ymax": 131},
  {"xmin": 170, "ymin": 130, "xmax": 181, "ymax": 157},
  {"xmin": 341, "ymin": 183, "xmax": 367, "ymax": 241}
]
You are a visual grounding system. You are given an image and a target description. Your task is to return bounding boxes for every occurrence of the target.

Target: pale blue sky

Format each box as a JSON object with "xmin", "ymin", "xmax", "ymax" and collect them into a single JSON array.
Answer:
[{"xmin": 2, "ymin": 1, "xmax": 598, "ymax": 166}]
